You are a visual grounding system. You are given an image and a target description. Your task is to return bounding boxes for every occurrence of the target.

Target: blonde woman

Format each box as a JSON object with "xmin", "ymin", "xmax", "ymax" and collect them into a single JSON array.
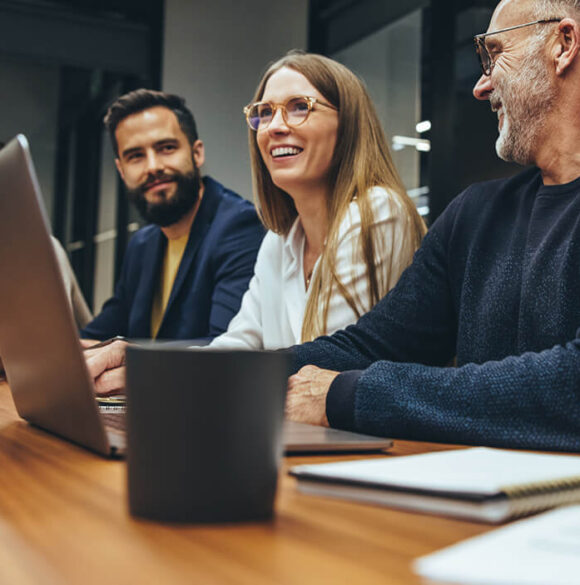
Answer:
[
  {"xmin": 84, "ymin": 51, "xmax": 426, "ymax": 395},
  {"xmin": 209, "ymin": 51, "xmax": 426, "ymax": 350}
]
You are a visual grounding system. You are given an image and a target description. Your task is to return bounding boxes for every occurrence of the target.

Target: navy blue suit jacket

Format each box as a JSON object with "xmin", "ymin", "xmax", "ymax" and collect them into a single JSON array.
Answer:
[{"xmin": 81, "ymin": 176, "xmax": 265, "ymax": 341}]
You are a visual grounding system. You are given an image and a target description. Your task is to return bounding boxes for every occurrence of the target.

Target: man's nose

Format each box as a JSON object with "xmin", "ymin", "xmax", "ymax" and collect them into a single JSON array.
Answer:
[
  {"xmin": 473, "ymin": 73, "xmax": 493, "ymax": 101},
  {"xmin": 145, "ymin": 150, "xmax": 163, "ymax": 173}
]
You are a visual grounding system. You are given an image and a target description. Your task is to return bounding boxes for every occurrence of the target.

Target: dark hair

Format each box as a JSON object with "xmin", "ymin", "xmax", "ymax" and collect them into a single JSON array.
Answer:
[{"xmin": 104, "ymin": 89, "xmax": 199, "ymax": 156}]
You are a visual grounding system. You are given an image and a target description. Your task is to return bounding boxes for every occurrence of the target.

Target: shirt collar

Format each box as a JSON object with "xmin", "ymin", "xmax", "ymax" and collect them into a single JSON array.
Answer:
[{"xmin": 283, "ymin": 216, "xmax": 305, "ymax": 278}]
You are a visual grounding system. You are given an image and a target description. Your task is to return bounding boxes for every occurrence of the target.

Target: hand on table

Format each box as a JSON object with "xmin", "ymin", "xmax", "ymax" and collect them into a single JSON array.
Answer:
[
  {"xmin": 80, "ymin": 339, "xmax": 102, "ymax": 349},
  {"xmin": 286, "ymin": 365, "xmax": 339, "ymax": 427},
  {"xmin": 83, "ymin": 340, "xmax": 128, "ymax": 396}
]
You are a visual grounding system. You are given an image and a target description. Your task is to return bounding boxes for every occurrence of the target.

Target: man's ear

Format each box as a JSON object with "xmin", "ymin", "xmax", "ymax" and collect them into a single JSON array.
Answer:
[
  {"xmin": 554, "ymin": 18, "xmax": 580, "ymax": 76},
  {"xmin": 115, "ymin": 158, "xmax": 125, "ymax": 181},
  {"xmin": 192, "ymin": 139, "xmax": 205, "ymax": 168}
]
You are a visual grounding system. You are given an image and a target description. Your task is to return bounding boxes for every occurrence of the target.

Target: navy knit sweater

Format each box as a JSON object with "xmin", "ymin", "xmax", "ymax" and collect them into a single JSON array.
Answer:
[{"xmin": 293, "ymin": 168, "xmax": 580, "ymax": 452}]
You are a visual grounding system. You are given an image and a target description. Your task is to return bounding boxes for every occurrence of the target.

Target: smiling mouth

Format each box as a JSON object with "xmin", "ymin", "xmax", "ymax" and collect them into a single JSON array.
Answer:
[
  {"xmin": 271, "ymin": 146, "xmax": 303, "ymax": 158},
  {"xmin": 495, "ymin": 107, "xmax": 504, "ymax": 130},
  {"xmin": 145, "ymin": 178, "xmax": 175, "ymax": 191},
  {"xmin": 498, "ymin": 110, "xmax": 505, "ymax": 130},
  {"xmin": 490, "ymin": 99, "xmax": 504, "ymax": 130}
]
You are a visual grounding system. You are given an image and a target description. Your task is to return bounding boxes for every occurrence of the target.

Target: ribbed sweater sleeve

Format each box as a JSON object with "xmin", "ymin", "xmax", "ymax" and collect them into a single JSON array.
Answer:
[
  {"xmin": 351, "ymin": 344, "xmax": 580, "ymax": 451},
  {"xmin": 326, "ymin": 370, "xmax": 361, "ymax": 430}
]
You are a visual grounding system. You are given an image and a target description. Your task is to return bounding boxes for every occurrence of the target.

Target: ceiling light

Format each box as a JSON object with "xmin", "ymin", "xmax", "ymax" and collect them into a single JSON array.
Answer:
[{"xmin": 392, "ymin": 135, "xmax": 431, "ymax": 152}]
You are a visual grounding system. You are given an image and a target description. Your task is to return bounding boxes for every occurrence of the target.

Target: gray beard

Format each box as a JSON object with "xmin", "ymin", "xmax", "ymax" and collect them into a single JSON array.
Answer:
[{"xmin": 493, "ymin": 42, "xmax": 556, "ymax": 165}]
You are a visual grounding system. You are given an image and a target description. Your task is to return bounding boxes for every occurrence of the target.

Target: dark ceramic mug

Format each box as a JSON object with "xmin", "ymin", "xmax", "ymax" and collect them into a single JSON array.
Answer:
[{"xmin": 125, "ymin": 345, "xmax": 291, "ymax": 523}]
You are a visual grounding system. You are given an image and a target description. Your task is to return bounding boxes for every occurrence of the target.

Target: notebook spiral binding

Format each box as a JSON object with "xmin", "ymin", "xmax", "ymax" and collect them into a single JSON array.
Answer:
[{"xmin": 502, "ymin": 477, "xmax": 580, "ymax": 519}]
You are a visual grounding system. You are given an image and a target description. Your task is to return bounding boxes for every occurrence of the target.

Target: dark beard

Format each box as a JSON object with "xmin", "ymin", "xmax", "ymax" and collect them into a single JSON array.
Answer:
[{"xmin": 127, "ymin": 168, "xmax": 201, "ymax": 227}]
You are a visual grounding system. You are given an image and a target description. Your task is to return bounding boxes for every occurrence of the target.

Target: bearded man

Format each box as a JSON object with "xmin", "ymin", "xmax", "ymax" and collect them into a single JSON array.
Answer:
[{"xmin": 81, "ymin": 89, "xmax": 264, "ymax": 341}]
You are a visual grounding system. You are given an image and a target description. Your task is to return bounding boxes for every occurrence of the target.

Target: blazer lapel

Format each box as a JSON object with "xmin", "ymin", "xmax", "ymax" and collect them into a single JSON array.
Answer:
[{"xmin": 159, "ymin": 178, "xmax": 219, "ymax": 333}]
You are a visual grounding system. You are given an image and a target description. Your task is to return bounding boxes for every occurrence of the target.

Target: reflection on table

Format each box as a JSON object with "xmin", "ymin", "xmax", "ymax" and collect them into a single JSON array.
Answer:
[{"xmin": 0, "ymin": 382, "xmax": 493, "ymax": 585}]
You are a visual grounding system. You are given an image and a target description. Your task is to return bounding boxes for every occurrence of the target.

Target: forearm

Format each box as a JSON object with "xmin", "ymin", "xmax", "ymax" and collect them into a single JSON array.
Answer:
[
  {"xmin": 208, "ymin": 242, "xmax": 263, "ymax": 339},
  {"xmin": 80, "ymin": 306, "xmax": 127, "ymax": 340},
  {"xmin": 293, "ymin": 226, "xmax": 458, "ymax": 374},
  {"xmin": 209, "ymin": 304, "xmax": 263, "ymax": 349},
  {"xmin": 291, "ymin": 297, "xmax": 456, "ymax": 375},
  {"xmin": 292, "ymin": 327, "xmax": 379, "ymax": 373},
  {"xmin": 80, "ymin": 253, "xmax": 133, "ymax": 339},
  {"xmin": 208, "ymin": 268, "xmax": 261, "ymax": 342},
  {"xmin": 333, "ymin": 341, "xmax": 580, "ymax": 452}
]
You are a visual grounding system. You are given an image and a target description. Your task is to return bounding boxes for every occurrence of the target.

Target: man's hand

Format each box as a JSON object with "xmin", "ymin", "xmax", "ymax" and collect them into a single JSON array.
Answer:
[
  {"xmin": 285, "ymin": 365, "xmax": 339, "ymax": 427},
  {"xmin": 79, "ymin": 339, "xmax": 101, "ymax": 349},
  {"xmin": 84, "ymin": 340, "xmax": 128, "ymax": 396}
]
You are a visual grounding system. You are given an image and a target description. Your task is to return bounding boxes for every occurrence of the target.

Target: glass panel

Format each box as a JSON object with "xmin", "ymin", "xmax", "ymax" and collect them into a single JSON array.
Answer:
[
  {"xmin": 332, "ymin": 10, "xmax": 428, "ymax": 216},
  {"xmin": 0, "ymin": 54, "xmax": 59, "ymax": 220}
]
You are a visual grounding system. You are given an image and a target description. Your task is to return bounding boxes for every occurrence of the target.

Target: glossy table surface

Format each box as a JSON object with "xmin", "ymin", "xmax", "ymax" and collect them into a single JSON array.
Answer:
[{"xmin": 0, "ymin": 382, "xmax": 495, "ymax": 585}]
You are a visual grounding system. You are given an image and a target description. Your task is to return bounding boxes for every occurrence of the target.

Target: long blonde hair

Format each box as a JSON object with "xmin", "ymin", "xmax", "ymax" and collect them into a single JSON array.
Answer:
[{"xmin": 248, "ymin": 51, "xmax": 426, "ymax": 341}]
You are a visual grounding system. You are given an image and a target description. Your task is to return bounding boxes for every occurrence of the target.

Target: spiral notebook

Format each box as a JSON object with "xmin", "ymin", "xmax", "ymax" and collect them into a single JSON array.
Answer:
[{"xmin": 290, "ymin": 447, "xmax": 580, "ymax": 523}]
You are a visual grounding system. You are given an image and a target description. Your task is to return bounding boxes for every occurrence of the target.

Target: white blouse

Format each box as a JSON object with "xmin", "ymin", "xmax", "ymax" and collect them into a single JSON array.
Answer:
[{"xmin": 209, "ymin": 186, "xmax": 409, "ymax": 350}]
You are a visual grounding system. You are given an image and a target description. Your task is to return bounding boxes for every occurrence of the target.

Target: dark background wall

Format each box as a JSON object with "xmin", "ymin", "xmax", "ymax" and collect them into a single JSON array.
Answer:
[
  {"xmin": 1, "ymin": 0, "xmax": 520, "ymax": 311},
  {"xmin": 310, "ymin": 0, "xmax": 521, "ymax": 222}
]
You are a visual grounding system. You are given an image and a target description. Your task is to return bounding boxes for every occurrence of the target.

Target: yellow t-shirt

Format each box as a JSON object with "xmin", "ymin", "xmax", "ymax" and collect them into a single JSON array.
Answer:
[{"xmin": 150, "ymin": 233, "xmax": 189, "ymax": 338}]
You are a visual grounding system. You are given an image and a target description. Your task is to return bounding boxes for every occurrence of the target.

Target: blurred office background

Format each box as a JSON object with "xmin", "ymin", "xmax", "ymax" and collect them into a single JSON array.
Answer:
[{"xmin": 0, "ymin": 0, "xmax": 518, "ymax": 313}]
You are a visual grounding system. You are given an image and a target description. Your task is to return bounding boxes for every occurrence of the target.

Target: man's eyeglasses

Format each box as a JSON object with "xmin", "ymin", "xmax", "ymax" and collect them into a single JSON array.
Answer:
[
  {"xmin": 474, "ymin": 18, "xmax": 562, "ymax": 76},
  {"xmin": 243, "ymin": 96, "xmax": 337, "ymax": 131}
]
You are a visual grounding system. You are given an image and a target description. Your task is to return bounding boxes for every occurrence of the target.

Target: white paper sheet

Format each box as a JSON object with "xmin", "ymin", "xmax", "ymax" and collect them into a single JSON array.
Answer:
[{"xmin": 414, "ymin": 505, "xmax": 580, "ymax": 585}]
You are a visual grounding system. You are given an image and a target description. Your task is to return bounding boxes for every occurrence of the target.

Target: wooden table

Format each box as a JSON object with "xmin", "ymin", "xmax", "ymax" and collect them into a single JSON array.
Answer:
[{"xmin": 0, "ymin": 382, "xmax": 493, "ymax": 585}]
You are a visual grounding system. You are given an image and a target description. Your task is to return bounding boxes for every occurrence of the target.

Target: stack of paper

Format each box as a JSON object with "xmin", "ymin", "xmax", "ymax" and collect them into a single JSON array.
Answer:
[
  {"xmin": 290, "ymin": 447, "xmax": 580, "ymax": 522},
  {"xmin": 414, "ymin": 505, "xmax": 580, "ymax": 585}
]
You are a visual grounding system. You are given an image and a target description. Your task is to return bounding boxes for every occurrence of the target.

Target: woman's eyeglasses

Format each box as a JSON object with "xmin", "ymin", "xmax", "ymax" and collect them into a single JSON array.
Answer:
[{"xmin": 244, "ymin": 96, "xmax": 337, "ymax": 131}]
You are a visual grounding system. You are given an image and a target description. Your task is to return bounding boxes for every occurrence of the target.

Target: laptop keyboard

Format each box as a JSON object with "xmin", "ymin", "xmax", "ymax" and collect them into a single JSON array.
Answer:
[{"xmin": 99, "ymin": 406, "xmax": 126, "ymax": 432}]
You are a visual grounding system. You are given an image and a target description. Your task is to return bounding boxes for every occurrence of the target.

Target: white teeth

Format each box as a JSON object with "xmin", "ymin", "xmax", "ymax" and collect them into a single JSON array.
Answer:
[{"xmin": 272, "ymin": 146, "xmax": 301, "ymax": 157}]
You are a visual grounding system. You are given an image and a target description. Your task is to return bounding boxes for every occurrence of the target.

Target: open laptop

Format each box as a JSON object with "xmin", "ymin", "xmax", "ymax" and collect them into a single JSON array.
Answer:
[{"xmin": 0, "ymin": 134, "xmax": 393, "ymax": 457}]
